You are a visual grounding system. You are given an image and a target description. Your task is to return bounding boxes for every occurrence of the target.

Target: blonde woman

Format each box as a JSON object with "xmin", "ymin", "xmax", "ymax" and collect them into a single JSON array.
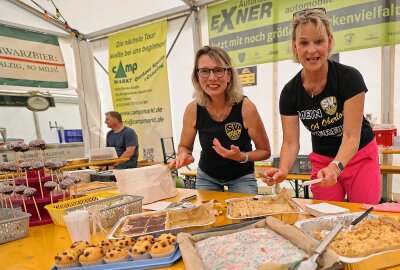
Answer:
[
  {"xmin": 169, "ymin": 46, "xmax": 271, "ymax": 194},
  {"xmin": 264, "ymin": 8, "xmax": 380, "ymax": 204}
]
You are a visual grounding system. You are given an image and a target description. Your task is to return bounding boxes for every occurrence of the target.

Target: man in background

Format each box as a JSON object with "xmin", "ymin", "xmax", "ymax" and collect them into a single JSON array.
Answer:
[{"xmin": 105, "ymin": 111, "xmax": 139, "ymax": 169}]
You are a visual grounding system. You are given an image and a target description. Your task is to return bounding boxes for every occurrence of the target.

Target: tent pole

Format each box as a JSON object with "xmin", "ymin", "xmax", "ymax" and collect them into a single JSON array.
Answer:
[
  {"xmin": 191, "ymin": 6, "xmax": 202, "ymax": 52},
  {"xmin": 166, "ymin": 10, "xmax": 193, "ymax": 58},
  {"xmin": 180, "ymin": 0, "xmax": 202, "ymax": 52},
  {"xmin": 380, "ymin": 45, "xmax": 395, "ymax": 202},
  {"xmin": 94, "ymin": 56, "xmax": 109, "ymax": 75},
  {"xmin": 32, "ymin": 111, "xmax": 42, "ymax": 139}
]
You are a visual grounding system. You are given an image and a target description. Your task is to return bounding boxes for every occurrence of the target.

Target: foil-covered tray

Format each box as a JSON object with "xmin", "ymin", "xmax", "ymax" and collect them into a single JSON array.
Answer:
[
  {"xmin": 225, "ymin": 196, "xmax": 303, "ymax": 224},
  {"xmin": 107, "ymin": 208, "xmax": 216, "ymax": 240},
  {"xmin": 295, "ymin": 212, "xmax": 378, "ymax": 241},
  {"xmin": 295, "ymin": 213, "xmax": 400, "ymax": 269}
]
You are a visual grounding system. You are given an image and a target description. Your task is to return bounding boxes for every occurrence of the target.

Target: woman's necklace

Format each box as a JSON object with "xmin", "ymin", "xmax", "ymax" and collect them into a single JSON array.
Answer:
[
  {"xmin": 210, "ymin": 102, "xmax": 229, "ymax": 122},
  {"xmin": 302, "ymin": 70, "xmax": 327, "ymax": 99}
]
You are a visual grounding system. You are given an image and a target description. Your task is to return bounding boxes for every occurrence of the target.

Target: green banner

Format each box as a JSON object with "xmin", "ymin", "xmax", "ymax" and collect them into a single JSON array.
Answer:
[
  {"xmin": 208, "ymin": 0, "xmax": 400, "ymax": 66},
  {"xmin": 0, "ymin": 24, "xmax": 68, "ymax": 88}
]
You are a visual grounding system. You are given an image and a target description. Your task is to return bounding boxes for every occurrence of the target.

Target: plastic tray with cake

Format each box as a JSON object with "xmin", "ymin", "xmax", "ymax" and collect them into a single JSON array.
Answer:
[
  {"xmin": 295, "ymin": 212, "xmax": 400, "ymax": 270},
  {"xmin": 108, "ymin": 202, "xmax": 217, "ymax": 239},
  {"xmin": 225, "ymin": 189, "xmax": 303, "ymax": 224},
  {"xmin": 51, "ymin": 244, "xmax": 181, "ymax": 270}
]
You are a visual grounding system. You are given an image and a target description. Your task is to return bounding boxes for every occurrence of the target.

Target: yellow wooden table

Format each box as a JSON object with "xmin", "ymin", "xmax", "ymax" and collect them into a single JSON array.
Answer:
[
  {"xmin": 63, "ymin": 158, "xmax": 130, "ymax": 170},
  {"xmin": 1, "ymin": 188, "xmax": 400, "ymax": 270},
  {"xmin": 137, "ymin": 160, "xmax": 164, "ymax": 167},
  {"xmin": 62, "ymin": 158, "xmax": 161, "ymax": 170},
  {"xmin": 180, "ymin": 162, "xmax": 400, "ymax": 201}
]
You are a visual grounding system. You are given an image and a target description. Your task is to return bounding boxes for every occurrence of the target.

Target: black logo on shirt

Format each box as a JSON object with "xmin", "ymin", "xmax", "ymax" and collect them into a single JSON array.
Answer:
[
  {"xmin": 320, "ymin": 96, "xmax": 337, "ymax": 115},
  {"xmin": 225, "ymin": 122, "xmax": 242, "ymax": 141}
]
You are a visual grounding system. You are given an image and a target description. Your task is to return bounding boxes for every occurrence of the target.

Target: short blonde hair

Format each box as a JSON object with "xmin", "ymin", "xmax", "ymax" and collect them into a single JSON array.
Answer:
[
  {"xmin": 192, "ymin": 46, "xmax": 243, "ymax": 106},
  {"xmin": 291, "ymin": 9, "xmax": 334, "ymax": 63}
]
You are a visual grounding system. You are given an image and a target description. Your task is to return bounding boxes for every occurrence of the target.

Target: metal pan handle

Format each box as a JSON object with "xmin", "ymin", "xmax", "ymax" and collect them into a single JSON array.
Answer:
[{"xmin": 351, "ymin": 207, "xmax": 374, "ymax": 226}]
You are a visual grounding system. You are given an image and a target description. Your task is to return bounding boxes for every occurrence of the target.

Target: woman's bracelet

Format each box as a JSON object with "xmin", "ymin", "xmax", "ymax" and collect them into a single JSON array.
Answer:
[{"xmin": 239, "ymin": 152, "xmax": 249, "ymax": 163}]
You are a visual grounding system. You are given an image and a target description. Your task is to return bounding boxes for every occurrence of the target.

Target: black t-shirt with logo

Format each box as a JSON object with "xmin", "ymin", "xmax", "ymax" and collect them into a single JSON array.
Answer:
[
  {"xmin": 196, "ymin": 97, "xmax": 254, "ymax": 181},
  {"xmin": 279, "ymin": 60, "xmax": 374, "ymax": 158}
]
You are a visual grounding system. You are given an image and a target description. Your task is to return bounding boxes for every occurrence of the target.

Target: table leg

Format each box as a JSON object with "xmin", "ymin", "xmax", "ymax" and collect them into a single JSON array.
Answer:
[
  {"xmin": 304, "ymin": 186, "xmax": 310, "ymax": 199},
  {"xmin": 294, "ymin": 180, "xmax": 299, "ymax": 198},
  {"xmin": 381, "ymin": 153, "xmax": 391, "ymax": 202},
  {"xmin": 381, "ymin": 174, "xmax": 388, "ymax": 202}
]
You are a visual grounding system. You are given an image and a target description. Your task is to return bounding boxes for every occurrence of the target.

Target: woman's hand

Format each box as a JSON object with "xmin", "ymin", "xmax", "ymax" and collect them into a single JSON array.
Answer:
[
  {"xmin": 317, "ymin": 163, "xmax": 340, "ymax": 186},
  {"xmin": 168, "ymin": 152, "xmax": 195, "ymax": 169},
  {"xmin": 261, "ymin": 168, "xmax": 288, "ymax": 186},
  {"xmin": 212, "ymin": 138, "xmax": 245, "ymax": 162}
]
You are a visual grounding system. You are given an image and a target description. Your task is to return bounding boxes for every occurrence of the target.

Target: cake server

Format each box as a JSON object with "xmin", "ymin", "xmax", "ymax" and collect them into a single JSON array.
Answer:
[
  {"xmin": 297, "ymin": 223, "xmax": 343, "ymax": 270},
  {"xmin": 166, "ymin": 194, "xmax": 197, "ymax": 209}
]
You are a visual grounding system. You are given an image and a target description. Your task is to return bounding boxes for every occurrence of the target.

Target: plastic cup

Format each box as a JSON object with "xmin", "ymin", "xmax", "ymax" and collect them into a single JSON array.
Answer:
[{"xmin": 63, "ymin": 210, "xmax": 91, "ymax": 243}]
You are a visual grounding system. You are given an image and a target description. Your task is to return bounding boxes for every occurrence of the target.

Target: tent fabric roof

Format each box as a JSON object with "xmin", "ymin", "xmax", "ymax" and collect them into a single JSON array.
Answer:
[{"xmin": 16, "ymin": 0, "xmax": 187, "ymax": 35}]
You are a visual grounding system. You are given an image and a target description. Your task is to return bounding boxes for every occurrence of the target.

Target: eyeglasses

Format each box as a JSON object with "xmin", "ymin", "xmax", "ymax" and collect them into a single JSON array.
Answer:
[
  {"xmin": 293, "ymin": 7, "xmax": 326, "ymax": 18},
  {"xmin": 197, "ymin": 67, "xmax": 230, "ymax": 78}
]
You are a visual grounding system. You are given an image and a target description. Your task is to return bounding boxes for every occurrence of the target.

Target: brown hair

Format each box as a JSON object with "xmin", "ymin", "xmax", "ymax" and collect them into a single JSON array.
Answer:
[
  {"xmin": 105, "ymin": 111, "xmax": 122, "ymax": 123},
  {"xmin": 191, "ymin": 46, "xmax": 243, "ymax": 106},
  {"xmin": 291, "ymin": 9, "xmax": 334, "ymax": 62}
]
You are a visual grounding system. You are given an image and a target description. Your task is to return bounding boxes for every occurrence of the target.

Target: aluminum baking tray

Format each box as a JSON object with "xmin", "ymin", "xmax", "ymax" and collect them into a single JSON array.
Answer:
[
  {"xmin": 225, "ymin": 196, "xmax": 303, "ymax": 224},
  {"xmin": 295, "ymin": 212, "xmax": 378, "ymax": 240},
  {"xmin": 107, "ymin": 209, "xmax": 216, "ymax": 240},
  {"xmin": 295, "ymin": 212, "xmax": 400, "ymax": 269}
]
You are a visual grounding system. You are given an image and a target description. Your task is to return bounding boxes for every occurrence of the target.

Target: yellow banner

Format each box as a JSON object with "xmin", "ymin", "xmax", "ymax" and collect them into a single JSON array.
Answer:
[
  {"xmin": 208, "ymin": 0, "xmax": 400, "ymax": 66},
  {"xmin": 109, "ymin": 20, "xmax": 172, "ymax": 162}
]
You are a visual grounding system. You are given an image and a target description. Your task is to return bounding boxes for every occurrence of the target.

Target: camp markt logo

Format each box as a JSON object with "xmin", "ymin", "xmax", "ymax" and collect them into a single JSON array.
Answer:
[
  {"xmin": 111, "ymin": 61, "xmax": 138, "ymax": 83},
  {"xmin": 320, "ymin": 96, "xmax": 337, "ymax": 116},
  {"xmin": 225, "ymin": 122, "xmax": 242, "ymax": 141}
]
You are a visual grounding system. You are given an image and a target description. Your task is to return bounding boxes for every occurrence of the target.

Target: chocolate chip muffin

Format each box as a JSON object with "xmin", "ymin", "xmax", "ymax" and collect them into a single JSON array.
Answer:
[
  {"xmin": 150, "ymin": 240, "xmax": 175, "ymax": 258},
  {"xmin": 104, "ymin": 247, "xmax": 129, "ymax": 264},
  {"xmin": 54, "ymin": 249, "xmax": 79, "ymax": 269},
  {"xmin": 115, "ymin": 236, "xmax": 135, "ymax": 248},
  {"xmin": 129, "ymin": 240, "xmax": 152, "ymax": 260},
  {"xmin": 98, "ymin": 239, "xmax": 115, "ymax": 251},
  {"xmin": 157, "ymin": 233, "xmax": 177, "ymax": 246},
  {"xmin": 137, "ymin": 234, "xmax": 155, "ymax": 244},
  {"xmin": 79, "ymin": 246, "xmax": 105, "ymax": 266},
  {"xmin": 69, "ymin": 241, "xmax": 90, "ymax": 254}
]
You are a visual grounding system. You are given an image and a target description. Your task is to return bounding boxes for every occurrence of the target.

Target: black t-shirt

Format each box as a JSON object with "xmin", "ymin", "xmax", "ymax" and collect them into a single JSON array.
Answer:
[
  {"xmin": 279, "ymin": 60, "xmax": 374, "ymax": 158},
  {"xmin": 196, "ymin": 98, "xmax": 254, "ymax": 181}
]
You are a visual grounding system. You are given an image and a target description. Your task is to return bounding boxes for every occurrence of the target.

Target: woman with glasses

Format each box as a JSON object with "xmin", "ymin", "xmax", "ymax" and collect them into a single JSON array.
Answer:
[
  {"xmin": 263, "ymin": 8, "xmax": 380, "ymax": 204},
  {"xmin": 169, "ymin": 46, "xmax": 271, "ymax": 194}
]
